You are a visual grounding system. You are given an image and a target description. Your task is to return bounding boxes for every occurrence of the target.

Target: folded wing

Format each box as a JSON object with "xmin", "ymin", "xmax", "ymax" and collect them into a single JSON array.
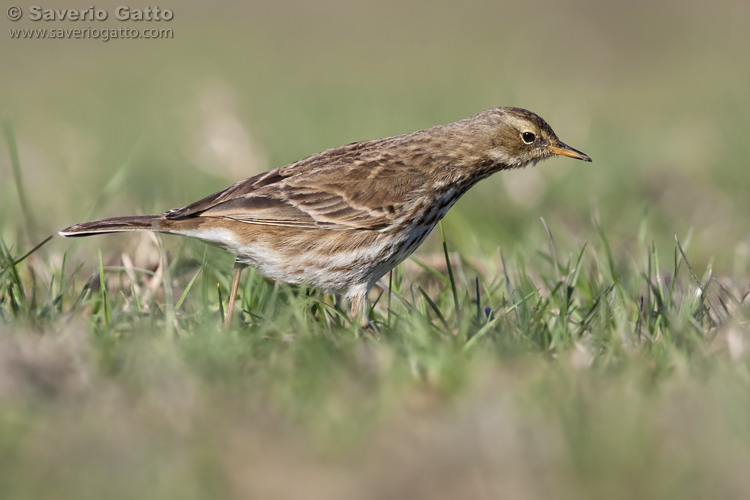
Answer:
[{"xmin": 164, "ymin": 140, "xmax": 427, "ymax": 231}]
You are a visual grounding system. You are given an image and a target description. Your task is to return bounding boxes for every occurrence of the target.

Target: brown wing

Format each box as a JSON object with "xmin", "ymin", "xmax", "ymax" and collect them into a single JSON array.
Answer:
[
  {"xmin": 164, "ymin": 169, "xmax": 287, "ymax": 220},
  {"xmin": 165, "ymin": 139, "xmax": 428, "ymax": 231}
]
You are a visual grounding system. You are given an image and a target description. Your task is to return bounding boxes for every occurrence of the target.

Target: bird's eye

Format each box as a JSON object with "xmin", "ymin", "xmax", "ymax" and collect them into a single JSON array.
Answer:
[{"xmin": 521, "ymin": 132, "xmax": 536, "ymax": 144}]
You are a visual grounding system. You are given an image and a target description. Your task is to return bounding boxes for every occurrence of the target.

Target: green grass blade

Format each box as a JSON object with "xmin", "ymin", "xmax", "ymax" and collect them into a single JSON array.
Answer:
[
  {"xmin": 1, "ymin": 237, "xmax": 25, "ymax": 310},
  {"xmin": 57, "ymin": 252, "xmax": 67, "ymax": 312},
  {"xmin": 98, "ymin": 248, "xmax": 110, "ymax": 326},
  {"xmin": 464, "ymin": 288, "xmax": 539, "ymax": 351},
  {"xmin": 409, "ymin": 257, "xmax": 449, "ymax": 285},
  {"xmin": 176, "ymin": 267, "xmax": 202, "ymax": 311},
  {"xmin": 3, "ymin": 120, "xmax": 36, "ymax": 241},
  {"xmin": 417, "ymin": 285, "xmax": 450, "ymax": 333},
  {"xmin": 594, "ymin": 218, "xmax": 617, "ymax": 283},
  {"xmin": 13, "ymin": 234, "xmax": 52, "ymax": 266},
  {"xmin": 439, "ymin": 222, "xmax": 460, "ymax": 321},
  {"xmin": 540, "ymin": 217, "xmax": 560, "ymax": 282}
]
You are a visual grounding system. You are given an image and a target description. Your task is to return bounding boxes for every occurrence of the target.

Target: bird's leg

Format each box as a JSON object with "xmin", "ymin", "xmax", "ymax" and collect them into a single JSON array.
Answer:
[
  {"xmin": 334, "ymin": 294, "xmax": 345, "ymax": 311},
  {"xmin": 225, "ymin": 260, "xmax": 247, "ymax": 325},
  {"xmin": 350, "ymin": 294, "xmax": 378, "ymax": 338}
]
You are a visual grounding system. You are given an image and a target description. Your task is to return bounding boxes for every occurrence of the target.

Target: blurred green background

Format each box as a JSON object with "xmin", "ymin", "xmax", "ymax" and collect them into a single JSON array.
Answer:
[
  {"xmin": 2, "ymin": 1, "xmax": 750, "ymax": 499},
  {"xmin": 3, "ymin": 0, "xmax": 749, "ymax": 272}
]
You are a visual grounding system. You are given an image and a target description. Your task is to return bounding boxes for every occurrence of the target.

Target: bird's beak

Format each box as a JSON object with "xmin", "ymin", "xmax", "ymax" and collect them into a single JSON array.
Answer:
[{"xmin": 548, "ymin": 142, "xmax": 592, "ymax": 162}]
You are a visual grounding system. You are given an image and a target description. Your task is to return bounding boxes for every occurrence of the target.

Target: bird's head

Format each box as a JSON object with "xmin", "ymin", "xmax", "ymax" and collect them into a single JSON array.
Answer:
[{"xmin": 468, "ymin": 107, "xmax": 592, "ymax": 169}]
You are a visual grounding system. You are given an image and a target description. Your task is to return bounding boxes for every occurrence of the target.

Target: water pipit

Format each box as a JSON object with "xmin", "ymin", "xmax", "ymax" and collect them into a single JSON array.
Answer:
[{"xmin": 61, "ymin": 107, "xmax": 591, "ymax": 327}]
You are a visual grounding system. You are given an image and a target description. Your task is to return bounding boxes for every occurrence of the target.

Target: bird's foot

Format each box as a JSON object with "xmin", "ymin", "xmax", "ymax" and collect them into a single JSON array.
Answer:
[{"xmin": 360, "ymin": 315, "xmax": 380, "ymax": 340}]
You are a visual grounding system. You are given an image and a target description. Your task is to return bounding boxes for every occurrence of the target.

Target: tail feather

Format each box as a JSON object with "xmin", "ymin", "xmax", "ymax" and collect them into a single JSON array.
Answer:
[{"xmin": 59, "ymin": 215, "xmax": 161, "ymax": 237}]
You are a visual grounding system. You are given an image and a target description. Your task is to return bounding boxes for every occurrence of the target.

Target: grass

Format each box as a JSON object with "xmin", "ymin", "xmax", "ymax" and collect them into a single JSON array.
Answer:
[{"xmin": 1, "ymin": 181, "xmax": 748, "ymax": 498}]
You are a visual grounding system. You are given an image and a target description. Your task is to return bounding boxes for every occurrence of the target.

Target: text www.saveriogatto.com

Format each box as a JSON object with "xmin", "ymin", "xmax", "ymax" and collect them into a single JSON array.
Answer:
[{"xmin": 7, "ymin": 5, "xmax": 175, "ymax": 42}]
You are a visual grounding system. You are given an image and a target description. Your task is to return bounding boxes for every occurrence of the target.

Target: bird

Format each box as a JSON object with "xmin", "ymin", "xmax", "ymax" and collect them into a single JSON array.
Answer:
[{"xmin": 60, "ymin": 107, "xmax": 591, "ymax": 328}]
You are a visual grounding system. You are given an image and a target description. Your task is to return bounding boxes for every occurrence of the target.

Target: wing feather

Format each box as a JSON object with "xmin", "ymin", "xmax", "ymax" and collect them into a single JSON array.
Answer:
[{"xmin": 164, "ymin": 138, "xmax": 429, "ymax": 231}]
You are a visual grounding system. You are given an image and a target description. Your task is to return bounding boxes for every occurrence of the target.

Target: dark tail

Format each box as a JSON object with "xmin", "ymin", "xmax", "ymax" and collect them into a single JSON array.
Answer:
[{"xmin": 59, "ymin": 215, "xmax": 162, "ymax": 237}]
